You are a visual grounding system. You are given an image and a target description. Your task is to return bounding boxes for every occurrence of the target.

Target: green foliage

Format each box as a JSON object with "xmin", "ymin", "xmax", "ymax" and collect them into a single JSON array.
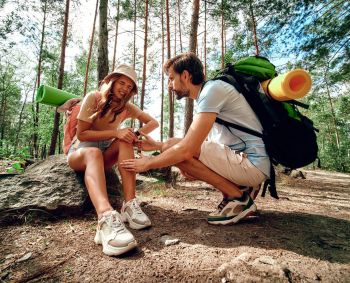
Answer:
[{"xmin": 6, "ymin": 162, "xmax": 24, "ymax": 174}]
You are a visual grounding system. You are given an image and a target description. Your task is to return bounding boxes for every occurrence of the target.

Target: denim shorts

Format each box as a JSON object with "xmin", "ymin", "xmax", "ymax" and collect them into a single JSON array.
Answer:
[{"xmin": 67, "ymin": 140, "xmax": 113, "ymax": 156}]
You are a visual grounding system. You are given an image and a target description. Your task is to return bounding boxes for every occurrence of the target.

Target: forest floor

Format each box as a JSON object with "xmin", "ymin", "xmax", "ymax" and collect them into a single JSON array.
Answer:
[{"xmin": 1, "ymin": 169, "xmax": 350, "ymax": 282}]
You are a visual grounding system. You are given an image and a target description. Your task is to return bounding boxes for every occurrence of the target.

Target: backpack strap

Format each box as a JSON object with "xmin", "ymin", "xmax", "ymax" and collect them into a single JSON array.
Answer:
[
  {"xmin": 261, "ymin": 163, "xmax": 279, "ymax": 199},
  {"xmin": 215, "ymin": 117, "xmax": 263, "ymax": 138}
]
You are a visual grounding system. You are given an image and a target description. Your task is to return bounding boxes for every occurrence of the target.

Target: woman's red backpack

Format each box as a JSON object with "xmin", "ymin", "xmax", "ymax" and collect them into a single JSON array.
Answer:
[{"xmin": 57, "ymin": 97, "xmax": 83, "ymax": 154}]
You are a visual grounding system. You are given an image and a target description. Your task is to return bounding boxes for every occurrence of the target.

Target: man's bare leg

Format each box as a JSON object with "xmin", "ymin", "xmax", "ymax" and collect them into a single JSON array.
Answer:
[{"xmin": 162, "ymin": 138, "xmax": 242, "ymax": 198}]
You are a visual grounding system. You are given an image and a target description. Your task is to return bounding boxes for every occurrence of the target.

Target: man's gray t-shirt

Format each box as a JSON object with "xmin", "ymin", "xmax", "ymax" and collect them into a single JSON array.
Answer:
[{"xmin": 196, "ymin": 79, "xmax": 270, "ymax": 177}]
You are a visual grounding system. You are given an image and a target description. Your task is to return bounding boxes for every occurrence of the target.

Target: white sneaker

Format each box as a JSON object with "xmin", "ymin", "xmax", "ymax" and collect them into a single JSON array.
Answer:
[
  {"xmin": 94, "ymin": 210, "xmax": 137, "ymax": 256},
  {"xmin": 121, "ymin": 198, "xmax": 152, "ymax": 230}
]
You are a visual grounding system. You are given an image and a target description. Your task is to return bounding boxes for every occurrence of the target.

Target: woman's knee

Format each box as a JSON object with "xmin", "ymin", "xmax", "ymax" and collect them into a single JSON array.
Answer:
[
  {"xmin": 84, "ymin": 147, "xmax": 104, "ymax": 162},
  {"xmin": 118, "ymin": 141, "xmax": 134, "ymax": 150}
]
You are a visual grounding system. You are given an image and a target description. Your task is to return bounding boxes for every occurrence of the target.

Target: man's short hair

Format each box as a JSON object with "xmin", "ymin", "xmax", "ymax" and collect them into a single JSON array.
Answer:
[{"xmin": 163, "ymin": 52, "xmax": 205, "ymax": 85}]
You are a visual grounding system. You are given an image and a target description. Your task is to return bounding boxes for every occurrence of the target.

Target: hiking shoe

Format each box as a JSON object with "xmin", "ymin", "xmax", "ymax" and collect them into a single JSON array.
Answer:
[
  {"xmin": 240, "ymin": 184, "xmax": 261, "ymax": 200},
  {"xmin": 94, "ymin": 210, "xmax": 137, "ymax": 256},
  {"xmin": 207, "ymin": 192, "xmax": 257, "ymax": 225},
  {"xmin": 121, "ymin": 198, "xmax": 152, "ymax": 230}
]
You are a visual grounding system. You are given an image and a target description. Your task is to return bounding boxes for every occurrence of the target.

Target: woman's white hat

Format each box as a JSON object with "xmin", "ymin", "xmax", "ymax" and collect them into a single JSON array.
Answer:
[{"xmin": 104, "ymin": 64, "xmax": 138, "ymax": 92}]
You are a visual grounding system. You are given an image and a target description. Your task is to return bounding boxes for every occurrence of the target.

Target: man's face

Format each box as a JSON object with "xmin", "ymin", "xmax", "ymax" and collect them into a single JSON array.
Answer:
[{"xmin": 168, "ymin": 66, "xmax": 190, "ymax": 100}]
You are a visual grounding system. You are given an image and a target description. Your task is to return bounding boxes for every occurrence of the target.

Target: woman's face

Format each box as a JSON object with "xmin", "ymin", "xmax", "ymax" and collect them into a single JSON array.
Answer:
[{"xmin": 112, "ymin": 75, "xmax": 135, "ymax": 100}]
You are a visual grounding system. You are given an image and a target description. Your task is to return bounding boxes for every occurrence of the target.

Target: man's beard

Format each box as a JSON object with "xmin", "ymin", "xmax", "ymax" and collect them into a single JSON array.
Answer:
[{"xmin": 173, "ymin": 89, "xmax": 189, "ymax": 100}]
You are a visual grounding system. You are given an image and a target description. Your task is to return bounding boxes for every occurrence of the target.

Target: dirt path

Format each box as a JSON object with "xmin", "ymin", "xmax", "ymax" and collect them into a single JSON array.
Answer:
[{"xmin": 1, "ymin": 169, "xmax": 349, "ymax": 282}]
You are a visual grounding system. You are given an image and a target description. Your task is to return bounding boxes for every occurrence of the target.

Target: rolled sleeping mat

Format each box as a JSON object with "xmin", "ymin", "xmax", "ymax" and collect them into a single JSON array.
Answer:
[
  {"xmin": 36, "ymin": 85, "xmax": 80, "ymax": 106},
  {"xmin": 261, "ymin": 69, "xmax": 312, "ymax": 101}
]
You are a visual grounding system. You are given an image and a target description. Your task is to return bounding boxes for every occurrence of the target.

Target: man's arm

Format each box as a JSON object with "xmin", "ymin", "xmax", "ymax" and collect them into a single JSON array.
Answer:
[{"xmin": 120, "ymin": 112, "xmax": 217, "ymax": 172}]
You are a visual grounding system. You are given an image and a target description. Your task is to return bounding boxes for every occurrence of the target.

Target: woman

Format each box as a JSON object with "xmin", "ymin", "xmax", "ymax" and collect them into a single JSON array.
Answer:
[{"xmin": 67, "ymin": 64, "xmax": 158, "ymax": 256}]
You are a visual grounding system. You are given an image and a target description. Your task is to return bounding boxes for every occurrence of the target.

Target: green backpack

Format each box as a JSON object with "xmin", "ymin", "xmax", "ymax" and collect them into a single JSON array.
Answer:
[{"xmin": 232, "ymin": 55, "xmax": 277, "ymax": 81}]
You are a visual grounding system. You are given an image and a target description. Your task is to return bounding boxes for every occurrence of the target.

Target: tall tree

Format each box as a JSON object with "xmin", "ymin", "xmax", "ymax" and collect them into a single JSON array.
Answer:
[
  {"xmin": 221, "ymin": 0, "xmax": 225, "ymax": 68},
  {"xmin": 184, "ymin": 0, "xmax": 200, "ymax": 134},
  {"xmin": 97, "ymin": 0, "xmax": 108, "ymax": 83},
  {"xmin": 166, "ymin": 0, "xmax": 174, "ymax": 138},
  {"xmin": 140, "ymin": 0, "xmax": 148, "ymax": 114},
  {"xmin": 48, "ymin": 0, "xmax": 70, "ymax": 155},
  {"xmin": 84, "ymin": 0, "xmax": 99, "ymax": 95},
  {"xmin": 160, "ymin": 0, "xmax": 165, "ymax": 141},
  {"xmin": 32, "ymin": 0, "xmax": 48, "ymax": 158},
  {"xmin": 177, "ymin": 0, "xmax": 183, "ymax": 53},
  {"xmin": 112, "ymin": 0, "xmax": 120, "ymax": 70},
  {"xmin": 248, "ymin": 0, "xmax": 259, "ymax": 55}
]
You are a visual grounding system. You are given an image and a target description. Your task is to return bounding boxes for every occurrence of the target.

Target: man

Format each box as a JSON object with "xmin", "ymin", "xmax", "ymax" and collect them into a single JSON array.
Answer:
[{"xmin": 121, "ymin": 52, "xmax": 270, "ymax": 225}]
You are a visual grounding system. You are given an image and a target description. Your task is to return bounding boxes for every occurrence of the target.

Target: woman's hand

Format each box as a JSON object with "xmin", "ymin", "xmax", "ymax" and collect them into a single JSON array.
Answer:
[
  {"xmin": 116, "ymin": 128, "xmax": 137, "ymax": 143},
  {"xmin": 139, "ymin": 131, "xmax": 162, "ymax": 151}
]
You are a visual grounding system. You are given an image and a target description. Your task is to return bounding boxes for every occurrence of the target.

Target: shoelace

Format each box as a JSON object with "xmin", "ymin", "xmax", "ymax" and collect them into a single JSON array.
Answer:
[
  {"xmin": 131, "ymin": 199, "xmax": 144, "ymax": 215},
  {"xmin": 106, "ymin": 213, "xmax": 126, "ymax": 234},
  {"xmin": 217, "ymin": 198, "xmax": 229, "ymax": 211}
]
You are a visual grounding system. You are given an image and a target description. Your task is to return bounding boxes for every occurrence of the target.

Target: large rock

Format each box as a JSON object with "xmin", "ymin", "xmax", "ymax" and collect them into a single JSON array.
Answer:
[{"xmin": 0, "ymin": 155, "xmax": 121, "ymax": 222}]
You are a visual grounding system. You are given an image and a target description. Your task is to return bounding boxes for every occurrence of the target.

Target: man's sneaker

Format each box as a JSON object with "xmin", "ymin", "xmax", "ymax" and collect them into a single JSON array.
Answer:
[
  {"xmin": 240, "ymin": 184, "xmax": 261, "ymax": 200},
  {"xmin": 207, "ymin": 192, "xmax": 257, "ymax": 225},
  {"xmin": 121, "ymin": 198, "xmax": 152, "ymax": 230},
  {"xmin": 94, "ymin": 210, "xmax": 137, "ymax": 256}
]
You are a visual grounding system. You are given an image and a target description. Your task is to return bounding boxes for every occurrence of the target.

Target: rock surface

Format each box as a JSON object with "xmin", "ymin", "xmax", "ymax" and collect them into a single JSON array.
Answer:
[{"xmin": 0, "ymin": 155, "xmax": 121, "ymax": 222}]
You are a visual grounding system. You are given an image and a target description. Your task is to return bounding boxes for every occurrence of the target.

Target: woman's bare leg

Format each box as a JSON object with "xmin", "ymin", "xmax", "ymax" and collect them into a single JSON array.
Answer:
[
  {"xmin": 103, "ymin": 140, "xmax": 136, "ymax": 202},
  {"xmin": 68, "ymin": 148, "xmax": 113, "ymax": 217}
]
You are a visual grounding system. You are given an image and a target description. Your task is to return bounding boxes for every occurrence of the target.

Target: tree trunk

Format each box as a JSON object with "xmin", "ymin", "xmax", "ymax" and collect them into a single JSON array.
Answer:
[
  {"xmin": 166, "ymin": 0, "xmax": 174, "ymax": 138},
  {"xmin": 177, "ymin": 0, "xmax": 183, "ymax": 53},
  {"xmin": 84, "ymin": 0, "xmax": 99, "ymax": 95},
  {"xmin": 221, "ymin": 0, "xmax": 225, "ymax": 69},
  {"xmin": 131, "ymin": 0, "xmax": 137, "ymax": 129},
  {"xmin": 0, "ymin": 87, "xmax": 7, "ymax": 142},
  {"xmin": 161, "ymin": 0, "xmax": 165, "ymax": 141},
  {"xmin": 249, "ymin": 0, "xmax": 259, "ymax": 55},
  {"xmin": 184, "ymin": 0, "xmax": 200, "ymax": 134},
  {"xmin": 133, "ymin": 0, "xmax": 137, "ymax": 68},
  {"xmin": 97, "ymin": 0, "xmax": 109, "ymax": 83},
  {"xmin": 14, "ymin": 88, "xmax": 29, "ymax": 151},
  {"xmin": 140, "ymin": 0, "xmax": 148, "ymax": 116},
  {"xmin": 32, "ymin": 0, "xmax": 48, "ymax": 158},
  {"xmin": 204, "ymin": 0, "xmax": 207, "ymax": 77},
  {"xmin": 48, "ymin": 0, "xmax": 70, "ymax": 156},
  {"xmin": 324, "ymin": 66, "xmax": 340, "ymax": 149},
  {"xmin": 112, "ymin": 0, "xmax": 120, "ymax": 70}
]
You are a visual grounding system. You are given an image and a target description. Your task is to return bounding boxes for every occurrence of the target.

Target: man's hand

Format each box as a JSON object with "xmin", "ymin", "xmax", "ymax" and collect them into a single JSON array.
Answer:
[
  {"xmin": 120, "ymin": 156, "xmax": 151, "ymax": 173},
  {"xmin": 116, "ymin": 128, "xmax": 137, "ymax": 143}
]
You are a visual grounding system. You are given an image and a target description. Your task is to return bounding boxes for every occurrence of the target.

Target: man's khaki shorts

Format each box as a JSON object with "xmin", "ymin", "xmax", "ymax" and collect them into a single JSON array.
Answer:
[{"xmin": 198, "ymin": 141, "xmax": 266, "ymax": 186}]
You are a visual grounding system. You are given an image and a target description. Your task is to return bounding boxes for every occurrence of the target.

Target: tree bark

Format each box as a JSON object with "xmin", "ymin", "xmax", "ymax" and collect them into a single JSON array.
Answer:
[
  {"xmin": 14, "ymin": 88, "xmax": 29, "ymax": 151},
  {"xmin": 324, "ymin": 66, "xmax": 340, "ymax": 149},
  {"xmin": 97, "ymin": 0, "xmax": 109, "ymax": 83},
  {"xmin": 133, "ymin": 0, "xmax": 137, "ymax": 69},
  {"xmin": 140, "ymin": 0, "xmax": 148, "ymax": 115},
  {"xmin": 184, "ymin": 0, "xmax": 200, "ymax": 134},
  {"xmin": 221, "ymin": 0, "xmax": 225, "ymax": 69},
  {"xmin": 112, "ymin": 0, "xmax": 120, "ymax": 70},
  {"xmin": 83, "ymin": 0, "xmax": 99, "ymax": 95},
  {"xmin": 48, "ymin": 0, "xmax": 70, "ymax": 156},
  {"xmin": 166, "ymin": 0, "xmax": 174, "ymax": 138},
  {"xmin": 177, "ymin": 0, "xmax": 183, "ymax": 53},
  {"xmin": 32, "ymin": 0, "xmax": 48, "ymax": 158},
  {"xmin": 204, "ymin": 0, "xmax": 207, "ymax": 77},
  {"xmin": 249, "ymin": 0, "xmax": 259, "ymax": 55},
  {"xmin": 161, "ymin": 0, "xmax": 165, "ymax": 141}
]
